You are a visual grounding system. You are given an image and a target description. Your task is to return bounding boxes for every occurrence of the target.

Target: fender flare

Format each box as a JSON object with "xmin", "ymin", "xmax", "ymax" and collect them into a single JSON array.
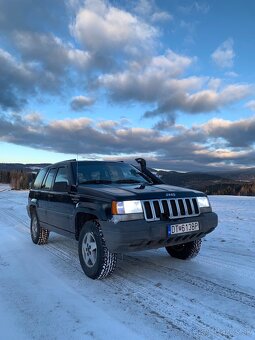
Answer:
[{"xmin": 72, "ymin": 205, "xmax": 106, "ymax": 239}]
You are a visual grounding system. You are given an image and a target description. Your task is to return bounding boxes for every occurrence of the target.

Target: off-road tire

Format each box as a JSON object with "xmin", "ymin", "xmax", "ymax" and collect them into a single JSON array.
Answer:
[
  {"xmin": 30, "ymin": 211, "xmax": 49, "ymax": 245},
  {"xmin": 78, "ymin": 220, "xmax": 117, "ymax": 280},
  {"xmin": 165, "ymin": 239, "xmax": 202, "ymax": 260}
]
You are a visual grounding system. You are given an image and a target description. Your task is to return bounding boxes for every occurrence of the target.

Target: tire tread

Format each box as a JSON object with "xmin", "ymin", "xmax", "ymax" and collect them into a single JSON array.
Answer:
[
  {"xmin": 31, "ymin": 211, "xmax": 49, "ymax": 245},
  {"xmin": 95, "ymin": 221, "xmax": 117, "ymax": 279},
  {"xmin": 166, "ymin": 239, "xmax": 202, "ymax": 260}
]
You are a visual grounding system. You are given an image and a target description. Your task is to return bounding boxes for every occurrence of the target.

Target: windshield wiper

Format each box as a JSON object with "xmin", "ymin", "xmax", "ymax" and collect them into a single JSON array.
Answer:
[
  {"xmin": 80, "ymin": 180, "xmax": 112, "ymax": 184},
  {"xmin": 114, "ymin": 179, "xmax": 144, "ymax": 184}
]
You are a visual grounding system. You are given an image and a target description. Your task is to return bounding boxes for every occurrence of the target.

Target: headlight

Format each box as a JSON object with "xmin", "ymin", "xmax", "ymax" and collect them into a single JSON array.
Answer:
[
  {"xmin": 112, "ymin": 200, "xmax": 143, "ymax": 214},
  {"xmin": 197, "ymin": 196, "xmax": 210, "ymax": 208}
]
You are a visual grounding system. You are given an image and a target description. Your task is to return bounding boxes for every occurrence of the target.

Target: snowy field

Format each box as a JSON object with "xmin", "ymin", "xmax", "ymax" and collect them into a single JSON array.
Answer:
[{"xmin": 0, "ymin": 184, "xmax": 255, "ymax": 339}]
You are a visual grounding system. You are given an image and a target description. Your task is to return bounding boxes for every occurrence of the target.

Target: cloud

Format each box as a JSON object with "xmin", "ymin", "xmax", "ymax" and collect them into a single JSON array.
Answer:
[
  {"xmin": 99, "ymin": 51, "xmax": 252, "ymax": 119},
  {"xmin": 70, "ymin": 96, "xmax": 95, "ymax": 111},
  {"xmin": 202, "ymin": 116, "xmax": 255, "ymax": 147},
  {"xmin": 153, "ymin": 117, "xmax": 177, "ymax": 130},
  {"xmin": 0, "ymin": 0, "xmax": 68, "ymax": 35},
  {"xmin": 71, "ymin": 0, "xmax": 157, "ymax": 57},
  {"xmin": 151, "ymin": 11, "xmax": 173, "ymax": 22},
  {"xmin": 0, "ymin": 0, "xmax": 254, "ymax": 172},
  {"xmin": 14, "ymin": 32, "xmax": 91, "ymax": 74},
  {"xmin": 211, "ymin": 38, "xmax": 235, "ymax": 68},
  {"xmin": 245, "ymin": 100, "xmax": 255, "ymax": 112},
  {"xmin": 225, "ymin": 71, "xmax": 238, "ymax": 78},
  {"xmin": 1, "ymin": 112, "xmax": 255, "ymax": 171},
  {"xmin": 0, "ymin": 45, "xmax": 83, "ymax": 111},
  {"xmin": 0, "ymin": 32, "xmax": 94, "ymax": 111},
  {"xmin": 99, "ymin": 50, "xmax": 197, "ymax": 104},
  {"xmin": 0, "ymin": 48, "xmax": 36, "ymax": 110},
  {"xmin": 0, "ymin": 0, "xmax": 251, "ymax": 125},
  {"xmin": 178, "ymin": 2, "xmax": 210, "ymax": 15},
  {"xmin": 134, "ymin": 0, "xmax": 173, "ymax": 23}
]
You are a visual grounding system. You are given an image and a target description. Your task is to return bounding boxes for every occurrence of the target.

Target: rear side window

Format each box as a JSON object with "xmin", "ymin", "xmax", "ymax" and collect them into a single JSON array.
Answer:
[
  {"xmin": 42, "ymin": 169, "xmax": 57, "ymax": 190},
  {"xmin": 54, "ymin": 167, "xmax": 69, "ymax": 184},
  {"xmin": 33, "ymin": 169, "xmax": 47, "ymax": 189}
]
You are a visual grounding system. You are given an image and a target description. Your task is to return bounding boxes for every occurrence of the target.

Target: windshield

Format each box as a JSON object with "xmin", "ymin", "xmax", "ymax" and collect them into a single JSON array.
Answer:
[{"xmin": 73, "ymin": 162, "xmax": 152, "ymax": 185}]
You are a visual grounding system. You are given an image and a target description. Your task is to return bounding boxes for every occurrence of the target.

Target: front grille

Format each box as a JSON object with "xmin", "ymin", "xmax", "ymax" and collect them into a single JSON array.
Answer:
[{"xmin": 142, "ymin": 197, "xmax": 200, "ymax": 222}]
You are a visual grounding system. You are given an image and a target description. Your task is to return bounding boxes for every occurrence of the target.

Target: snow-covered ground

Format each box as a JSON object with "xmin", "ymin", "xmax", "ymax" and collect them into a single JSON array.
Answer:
[{"xmin": 0, "ymin": 184, "xmax": 254, "ymax": 339}]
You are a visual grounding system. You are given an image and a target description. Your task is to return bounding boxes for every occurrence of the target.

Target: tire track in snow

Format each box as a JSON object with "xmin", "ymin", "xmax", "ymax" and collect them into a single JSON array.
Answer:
[
  {"xmin": 1, "ymin": 202, "xmax": 255, "ymax": 339},
  {"xmin": 196, "ymin": 254, "xmax": 255, "ymax": 281},
  {"xmin": 2, "ymin": 205, "xmax": 255, "ymax": 312},
  {"xmin": 113, "ymin": 267, "xmax": 254, "ymax": 340},
  {"xmin": 125, "ymin": 255, "xmax": 255, "ymax": 309},
  {"xmin": 28, "ymin": 236, "xmax": 255, "ymax": 340},
  {"xmin": 0, "ymin": 207, "xmax": 201, "ymax": 338},
  {"xmin": 117, "ymin": 256, "xmax": 255, "ymax": 338}
]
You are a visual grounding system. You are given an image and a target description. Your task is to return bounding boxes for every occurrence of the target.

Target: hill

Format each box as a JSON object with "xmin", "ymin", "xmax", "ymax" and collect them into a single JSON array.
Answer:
[
  {"xmin": 155, "ymin": 169, "xmax": 255, "ymax": 196},
  {"xmin": 1, "ymin": 162, "xmax": 255, "ymax": 195}
]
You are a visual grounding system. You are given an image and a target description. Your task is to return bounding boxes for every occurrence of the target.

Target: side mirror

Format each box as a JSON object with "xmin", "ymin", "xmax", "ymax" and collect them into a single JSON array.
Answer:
[{"xmin": 68, "ymin": 184, "xmax": 77, "ymax": 193}]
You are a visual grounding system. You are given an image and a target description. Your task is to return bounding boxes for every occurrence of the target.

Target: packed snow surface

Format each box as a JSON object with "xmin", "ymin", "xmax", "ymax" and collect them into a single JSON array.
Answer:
[{"xmin": 0, "ymin": 184, "xmax": 255, "ymax": 339}]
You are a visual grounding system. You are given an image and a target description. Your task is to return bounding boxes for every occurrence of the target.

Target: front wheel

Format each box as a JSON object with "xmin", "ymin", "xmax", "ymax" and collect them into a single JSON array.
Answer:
[
  {"xmin": 165, "ymin": 239, "xmax": 202, "ymax": 260},
  {"xmin": 78, "ymin": 221, "xmax": 117, "ymax": 279}
]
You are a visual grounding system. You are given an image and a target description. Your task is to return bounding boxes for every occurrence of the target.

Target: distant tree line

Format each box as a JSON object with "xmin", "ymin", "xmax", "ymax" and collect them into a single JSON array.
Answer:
[
  {"xmin": 0, "ymin": 170, "xmax": 35, "ymax": 190},
  {"xmin": 1, "ymin": 168, "xmax": 255, "ymax": 195},
  {"xmin": 199, "ymin": 183, "xmax": 255, "ymax": 196},
  {"xmin": 159, "ymin": 171, "xmax": 255, "ymax": 196}
]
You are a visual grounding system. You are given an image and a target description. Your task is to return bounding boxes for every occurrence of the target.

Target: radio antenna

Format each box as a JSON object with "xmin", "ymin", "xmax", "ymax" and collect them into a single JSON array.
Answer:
[{"xmin": 76, "ymin": 152, "xmax": 79, "ymax": 186}]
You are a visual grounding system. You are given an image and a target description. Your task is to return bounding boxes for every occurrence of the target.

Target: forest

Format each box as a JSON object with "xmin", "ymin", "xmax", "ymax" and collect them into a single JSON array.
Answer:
[
  {"xmin": 1, "ymin": 168, "xmax": 255, "ymax": 196},
  {"xmin": 0, "ymin": 170, "xmax": 34, "ymax": 190}
]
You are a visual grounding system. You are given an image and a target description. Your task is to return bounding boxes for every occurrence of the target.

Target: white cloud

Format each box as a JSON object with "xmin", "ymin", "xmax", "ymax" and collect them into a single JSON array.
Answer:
[
  {"xmin": 211, "ymin": 38, "xmax": 235, "ymax": 68},
  {"xmin": 225, "ymin": 71, "xmax": 238, "ymax": 78},
  {"xmin": 99, "ymin": 48, "xmax": 252, "ymax": 118},
  {"xmin": 178, "ymin": 2, "xmax": 210, "ymax": 15},
  {"xmin": 151, "ymin": 11, "xmax": 173, "ymax": 22},
  {"xmin": 134, "ymin": 0, "xmax": 173, "ymax": 23},
  {"xmin": 149, "ymin": 50, "xmax": 195, "ymax": 76},
  {"xmin": 245, "ymin": 100, "xmax": 255, "ymax": 112},
  {"xmin": 98, "ymin": 50, "xmax": 198, "ymax": 103},
  {"xmin": 71, "ymin": 0, "xmax": 157, "ymax": 56}
]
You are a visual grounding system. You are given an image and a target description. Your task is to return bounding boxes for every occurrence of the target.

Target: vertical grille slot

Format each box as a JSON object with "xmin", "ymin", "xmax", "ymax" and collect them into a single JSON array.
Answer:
[
  {"xmin": 192, "ymin": 198, "xmax": 199, "ymax": 214},
  {"xmin": 144, "ymin": 201, "xmax": 153, "ymax": 219},
  {"xmin": 185, "ymin": 199, "xmax": 193, "ymax": 214},
  {"xmin": 178, "ymin": 199, "xmax": 185, "ymax": 215},
  {"xmin": 162, "ymin": 200, "xmax": 170, "ymax": 216},
  {"xmin": 153, "ymin": 201, "xmax": 161, "ymax": 218},
  {"xmin": 170, "ymin": 200, "xmax": 178, "ymax": 216}
]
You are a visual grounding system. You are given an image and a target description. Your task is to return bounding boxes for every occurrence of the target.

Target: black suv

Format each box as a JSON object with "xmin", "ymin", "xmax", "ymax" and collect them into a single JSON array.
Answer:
[{"xmin": 27, "ymin": 158, "xmax": 218, "ymax": 279}]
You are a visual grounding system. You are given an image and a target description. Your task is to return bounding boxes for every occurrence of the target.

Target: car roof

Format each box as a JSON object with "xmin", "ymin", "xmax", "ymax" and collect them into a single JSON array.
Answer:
[{"xmin": 48, "ymin": 159, "xmax": 126, "ymax": 168}]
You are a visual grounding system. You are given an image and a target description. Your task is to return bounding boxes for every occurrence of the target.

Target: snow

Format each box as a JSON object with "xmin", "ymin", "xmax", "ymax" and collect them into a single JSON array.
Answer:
[{"xmin": 0, "ymin": 185, "xmax": 254, "ymax": 339}]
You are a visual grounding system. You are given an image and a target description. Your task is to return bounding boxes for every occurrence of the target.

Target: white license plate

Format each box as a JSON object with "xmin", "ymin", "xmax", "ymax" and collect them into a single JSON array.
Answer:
[{"xmin": 168, "ymin": 222, "xmax": 199, "ymax": 236}]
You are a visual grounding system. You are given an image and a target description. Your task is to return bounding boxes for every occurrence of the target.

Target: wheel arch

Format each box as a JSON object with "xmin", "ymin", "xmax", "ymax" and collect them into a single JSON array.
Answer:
[
  {"xmin": 29, "ymin": 204, "xmax": 37, "ymax": 215},
  {"xmin": 75, "ymin": 211, "xmax": 99, "ymax": 240}
]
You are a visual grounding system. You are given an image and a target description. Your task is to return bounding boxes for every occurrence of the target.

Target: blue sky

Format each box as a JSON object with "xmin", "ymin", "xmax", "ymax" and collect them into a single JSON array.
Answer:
[{"xmin": 0, "ymin": 0, "xmax": 255, "ymax": 171}]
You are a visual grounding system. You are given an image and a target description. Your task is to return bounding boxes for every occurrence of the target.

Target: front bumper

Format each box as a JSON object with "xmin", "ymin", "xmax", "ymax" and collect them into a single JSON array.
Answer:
[{"xmin": 100, "ymin": 212, "xmax": 218, "ymax": 253}]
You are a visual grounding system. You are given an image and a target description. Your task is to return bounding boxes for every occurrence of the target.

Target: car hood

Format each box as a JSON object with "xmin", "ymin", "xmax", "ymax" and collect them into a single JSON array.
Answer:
[{"xmin": 78, "ymin": 183, "xmax": 204, "ymax": 201}]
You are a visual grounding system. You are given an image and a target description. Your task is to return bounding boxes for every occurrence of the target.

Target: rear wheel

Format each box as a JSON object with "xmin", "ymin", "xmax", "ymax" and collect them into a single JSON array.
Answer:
[
  {"xmin": 165, "ymin": 239, "xmax": 202, "ymax": 259},
  {"xmin": 30, "ymin": 211, "xmax": 49, "ymax": 245},
  {"xmin": 78, "ymin": 221, "xmax": 117, "ymax": 279}
]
